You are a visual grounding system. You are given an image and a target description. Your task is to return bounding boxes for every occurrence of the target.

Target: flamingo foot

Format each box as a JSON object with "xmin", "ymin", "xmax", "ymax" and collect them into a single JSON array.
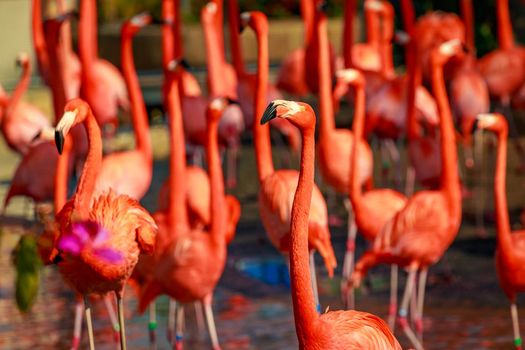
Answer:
[
  {"xmin": 174, "ymin": 336, "xmax": 183, "ymax": 350},
  {"xmin": 328, "ymin": 214, "xmax": 344, "ymax": 227},
  {"xmin": 70, "ymin": 336, "xmax": 80, "ymax": 350},
  {"xmin": 415, "ymin": 317, "xmax": 423, "ymax": 335},
  {"xmin": 387, "ymin": 302, "xmax": 397, "ymax": 330}
]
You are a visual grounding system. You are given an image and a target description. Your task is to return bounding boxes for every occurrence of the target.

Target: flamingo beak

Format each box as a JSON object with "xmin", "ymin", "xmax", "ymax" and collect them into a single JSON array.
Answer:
[
  {"xmin": 261, "ymin": 102, "xmax": 279, "ymax": 125},
  {"xmin": 55, "ymin": 130, "xmax": 65, "ymax": 155}
]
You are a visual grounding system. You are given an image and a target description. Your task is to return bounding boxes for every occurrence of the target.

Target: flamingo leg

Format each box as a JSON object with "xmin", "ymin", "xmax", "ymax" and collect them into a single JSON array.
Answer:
[
  {"xmin": 226, "ymin": 143, "xmax": 238, "ymax": 189},
  {"xmin": 511, "ymin": 302, "xmax": 522, "ymax": 350},
  {"xmin": 342, "ymin": 200, "xmax": 357, "ymax": 309},
  {"xmin": 309, "ymin": 251, "xmax": 321, "ymax": 312},
  {"xmin": 203, "ymin": 294, "xmax": 221, "ymax": 350},
  {"xmin": 103, "ymin": 293, "xmax": 120, "ymax": 343},
  {"xmin": 167, "ymin": 299, "xmax": 176, "ymax": 345},
  {"xmin": 174, "ymin": 303, "xmax": 185, "ymax": 350},
  {"xmin": 405, "ymin": 165, "xmax": 415, "ymax": 197},
  {"xmin": 148, "ymin": 303, "xmax": 157, "ymax": 350},
  {"xmin": 398, "ymin": 268, "xmax": 424, "ymax": 350},
  {"xmin": 71, "ymin": 298, "xmax": 84, "ymax": 350},
  {"xmin": 415, "ymin": 268, "xmax": 428, "ymax": 341},
  {"xmin": 194, "ymin": 302, "xmax": 205, "ymax": 336},
  {"xmin": 116, "ymin": 292, "xmax": 127, "ymax": 350},
  {"xmin": 388, "ymin": 265, "xmax": 398, "ymax": 331},
  {"xmin": 84, "ymin": 297, "xmax": 95, "ymax": 350}
]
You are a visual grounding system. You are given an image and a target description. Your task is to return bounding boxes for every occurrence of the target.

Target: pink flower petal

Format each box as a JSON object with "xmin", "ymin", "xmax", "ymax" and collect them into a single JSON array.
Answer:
[
  {"xmin": 93, "ymin": 247, "xmax": 123, "ymax": 264},
  {"xmin": 58, "ymin": 235, "xmax": 82, "ymax": 255}
]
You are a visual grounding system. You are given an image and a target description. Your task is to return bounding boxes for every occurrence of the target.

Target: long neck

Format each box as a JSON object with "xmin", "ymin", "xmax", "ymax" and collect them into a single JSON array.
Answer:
[
  {"xmin": 406, "ymin": 43, "xmax": 420, "ymax": 139},
  {"xmin": 79, "ymin": 0, "xmax": 98, "ymax": 69},
  {"xmin": 493, "ymin": 128, "xmax": 513, "ymax": 258},
  {"xmin": 342, "ymin": 0, "xmax": 356, "ymax": 68},
  {"xmin": 300, "ymin": 0, "xmax": 315, "ymax": 44},
  {"xmin": 253, "ymin": 19, "xmax": 275, "ymax": 182},
  {"xmin": 44, "ymin": 25, "xmax": 68, "ymax": 122},
  {"xmin": 380, "ymin": 5, "xmax": 395, "ymax": 78},
  {"xmin": 162, "ymin": 0, "xmax": 175, "ymax": 68},
  {"xmin": 6, "ymin": 63, "xmax": 31, "ymax": 118},
  {"xmin": 460, "ymin": 0, "xmax": 475, "ymax": 51},
  {"xmin": 32, "ymin": 0, "xmax": 49, "ymax": 82},
  {"xmin": 497, "ymin": 0, "xmax": 514, "ymax": 50},
  {"xmin": 290, "ymin": 123, "xmax": 318, "ymax": 344},
  {"xmin": 430, "ymin": 60, "xmax": 460, "ymax": 202},
  {"xmin": 54, "ymin": 134, "xmax": 72, "ymax": 215},
  {"xmin": 365, "ymin": 2, "xmax": 380, "ymax": 45},
  {"xmin": 203, "ymin": 9, "xmax": 225, "ymax": 97},
  {"xmin": 318, "ymin": 15, "xmax": 335, "ymax": 138},
  {"xmin": 207, "ymin": 116, "xmax": 226, "ymax": 245},
  {"xmin": 349, "ymin": 82, "xmax": 366, "ymax": 202},
  {"xmin": 56, "ymin": 0, "xmax": 74, "ymax": 56},
  {"xmin": 167, "ymin": 73, "xmax": 188, "ymax": 229},
  {"xmin": 400, "ymin": 0, "xmax": 415, "ymax": 36},
  {"xmin": 173, "ymin": 0, "xmax": 183, "ymax": 58},
  {"xmin": 121, "ymin": 30, "xmax": 152, "ymax": 162},
  {"xmin": 74, "ymin": 109, "xmax": 102, "ymax": 218},
  {"xmin": 227, "ymin": 0, "xmax": 245, "ymax": 76}
]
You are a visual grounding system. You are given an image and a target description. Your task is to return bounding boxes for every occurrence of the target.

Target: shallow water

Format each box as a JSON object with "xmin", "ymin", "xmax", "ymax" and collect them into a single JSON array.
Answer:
[{"xmin": 2, "ymin": 100, "xmax": 525, "ymax": 349}]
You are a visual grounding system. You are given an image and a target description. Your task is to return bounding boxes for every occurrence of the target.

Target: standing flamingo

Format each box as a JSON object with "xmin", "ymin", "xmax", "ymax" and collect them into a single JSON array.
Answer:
[
  {"xmin": 0, "ymin": 53, "xmax": 52, "ymax": 155},
  {"xmin": 78, "ymin": 0, "xmax": 129, "ymax": 132},
  {"xmin": 351, "ymin": 39, "xmax": 464, "ymax": 350},
  {"xmin": 244, "ymin": 11, "xmax": 336, "ymax": 310},
  {"xmin": 138, "ymin": 61, "xmax": 231, "ymax": 350},
  {"xmin": 472, "ymin": 113, "xmax": 525, "ymax": 350},
  {"xmin": 261, "ymin": 99, "xmax": 401, "ymax": 349},
  {"xmin": 91, "ymin": 13, "xmax": 153, "ymax": 200},
  {"xmin": 51, "ymin": 98, "xmax": 157, "ymax": 350}
]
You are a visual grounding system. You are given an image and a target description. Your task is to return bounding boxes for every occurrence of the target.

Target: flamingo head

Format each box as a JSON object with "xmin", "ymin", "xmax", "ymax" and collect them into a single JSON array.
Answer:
[
  {"xmin": 57, "ymin": 221, "xmax": 122, "ymax": 263},
  {"xmin": 432, "ymin": 39, "xmax": 468, "ymax": 66},
  {"xmin": 123, "ymin": 12, "xmax": 157, "ymax": 37},
  {"xmin": 207, "ymin": 97, "xmax": 239, "ymax": 124},
  {"xmin": 471, "ymin": 113, "xmax": 507, "ymax": 135},
  {"xmin": 55, "ymin": 110, "xmax": 77, "ymax": 154},
  {"xmin": 15, "ymin": 53, "xmax": 29, "ymax": 69},
  {"xmin": 261, "ymin": 100, "xmax": 315, "ymax": 131},
  {"xmin": 335, "ymin": 69, "xmax": 365, "ymax": 87}
]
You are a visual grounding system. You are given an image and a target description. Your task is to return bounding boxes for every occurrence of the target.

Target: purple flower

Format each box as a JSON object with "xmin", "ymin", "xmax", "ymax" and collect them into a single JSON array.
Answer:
[{"xmin": 58, "ymin": 221, "xmax": 122, "ymax": 264}]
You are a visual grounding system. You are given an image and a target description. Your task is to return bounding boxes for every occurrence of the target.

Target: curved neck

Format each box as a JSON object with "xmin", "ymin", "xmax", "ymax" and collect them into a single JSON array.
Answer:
[
  {"xmin": 162, "ymin": 0, "xmax": 176, "ymax": 69},
  {"xmin": 318, "ymin": 15, "xmax": 335, "ymax": 137},
  {"xmin": 406, "ymin": 44, "xmax": 420, "ymax": 139},
  {"xmin": 290, "ymin": 123, "xmax": 318, "ymax": 345},
  {"xmin": 6, "ymin": 63, "xmax": 31, "ymax": 118},
  {"xmin": 252, "ymin": 17, "xmax": 275, "ymax": 182},
  {"xmin": 202, "ymin": 8, "xmax": 225, "ymax": 97},
  {"xmin": 56, "ymin": 0, "xmax": 74, "ymax": 56},
  {"xmin": 32, "ymin": 0, "xmax": 49, "ymax": 82},
  {"xmin": 121, "ymin": 29, "xmax": 152, "ymax": 162},
  {"xmin": 493, "ymin": 128, "xmax": 513, "ymax": 257},
  {"xmin": 74, "ymin": 107, "xmax": 102, "ymax": 218},
  {"xmin": 349, "ymin": 82, "xmax": 366, "ymax": 202},
  {"xmin": 460, "ymin": 0, "xmax": 475, "ymax": 51},
  {"xmin": 342, "ymin": 0, "xmax": 356, "ymax": 68},
  {"xmin": 400, "ymin": 0, "xmax": 415, "ymax": 36},
  {"xmin": 166, "ymin": 73, "xmax": 188, "ymax": 229},
  {"xmin": 300, "ymin": 0, "xmax": 315, "ymax": 44},
  {"xmin": 380, "ymin": 5, "xmax": 395, "ymax": 78},
  {"xmin": 79, "ymin": 0, "xmax": 98, "ymax": 69},
  {"xmin": 430, "ymin": 59, "xmax": 460, "ymax": 201},
  {"xmin": 365, "ymin": 2, "xmax": 380, "ymax": 45},
  {"xmin": 207, "ymin": 116, "xmax": 226, "ymax": 245},
  {"xmin": 173, "ymin": 0, "xmax": 183, "ymax": 58},
  {"xmin": 497, "ymin": 0, "xmax": 514, "ymax": 50},
  {"xmin": 44, "ymin": 23, "xmax": 68, "ymax": 122},
  {"xmin": 227, "ymin": 0, "xmax": 245, "ymax": 76}
]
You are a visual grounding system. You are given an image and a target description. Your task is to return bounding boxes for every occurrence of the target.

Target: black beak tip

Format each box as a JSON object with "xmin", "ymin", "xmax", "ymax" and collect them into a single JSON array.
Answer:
[
  {"xmin": 317, "ymin": 1, "xmax": 328, "ymax": 13},
  {"xmin": 260, "ymin": 102, "xmax": 277, "ymax": 125},
  {"xmin": 55, "ymin": 130, "xmax": 64, "ymax": 155},
  {"xmin": 471, "ymin": 119, "xmax": 480, "ymax": 134},
  {"xmin": 226, "ymin": 97, "xmax": 240, "ymax": 106},
  {"xmin": 151, "ymin": 16, "xmax": 164, "ymax": 25},
  {"xmin": 179, "ymin": 58, "xmax": 191, "ymax": 70}
]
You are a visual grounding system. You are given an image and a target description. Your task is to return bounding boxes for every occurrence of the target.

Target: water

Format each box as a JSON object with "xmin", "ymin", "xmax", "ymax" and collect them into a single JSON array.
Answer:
[{"xmin": 2, "ymin": 104, "xmax": 525, "ymax": 349}]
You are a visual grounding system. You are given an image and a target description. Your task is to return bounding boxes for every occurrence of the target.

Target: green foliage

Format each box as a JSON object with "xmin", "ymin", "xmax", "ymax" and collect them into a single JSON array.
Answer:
[{"xmin": 13, "ymin": 235, "xmax": 42, "ymax": 313}]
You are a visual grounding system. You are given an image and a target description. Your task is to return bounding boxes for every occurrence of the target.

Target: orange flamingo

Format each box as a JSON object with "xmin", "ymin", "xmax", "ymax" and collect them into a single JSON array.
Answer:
[
  {"xmin": 227, "ymin": 0, "xmax": 301, "ymax": 154},
  {"xmin": 78, "ymin": 0, "xmax": 129, "ymax": 133},
  {"xmin": 0, "ymin": 53, "xmax": 52, "ymax": 155},
  {"xmin": 138, "ymin": 63, "xmax": 231, "ymax": 350},
  {"xmin": 260, "ymin": 99, "xmax": 401, "ymax": 349},
  {"xmin": 51, "ymin": 98, "xmax": 157, "ymax": 350},
  {"xmin": 91, "ymin": 13, "xmax": 153, "ymax": 200},
  {"xmin": 351, "ymin": 40, "xmax": 464, "ymax": 350},
  {"xmin": 472, "ymin": 113, "xmax": 525, "ymax": 350},
  {"xmin": 244, "ymin": 11, "xmax": 336, "ymax": 311}
]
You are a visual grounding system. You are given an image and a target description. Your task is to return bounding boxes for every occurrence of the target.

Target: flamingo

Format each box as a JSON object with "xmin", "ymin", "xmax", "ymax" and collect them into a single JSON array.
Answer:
[
  {"xmin": 260, "ymin": 99, "xmax": 401, "ymax": 350},
  {"xmin": 91, "ymin": 13, "xmax": 153, "ymax": 200},
  {"xmin": 78, "ymin": 0, "xmax": 129, "ymax": 132},
  {"xmin": 0, "ymin": 53, "xmax": 52, "ymax": 155},
  {"xmin": 138, "ymin": 62, "xmax": 232, "ymax": 350},
  {"xmin": 351, "ymin": 39, "xmax": 464, "ymax": 350},
  {"xmin": 51, "ymin": 98, "xmax": 157, "ymax": 350},
  {"xmin": 472, "ymin": 113, "xmax": 525, "ymax": 350},
  {"xmin": 275, "ymin": 0, "xmax": 313, "ymax": 96},
  {"xmin": 244, "ymin": 11, "xmax": 336, "ymax": 311},
  {"xmin": 227, "ymin": 0, "xmax": 301, "ymax": 154}
]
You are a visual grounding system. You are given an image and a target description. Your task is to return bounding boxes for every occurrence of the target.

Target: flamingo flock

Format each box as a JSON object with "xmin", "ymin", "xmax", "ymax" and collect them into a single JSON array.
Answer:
[{"xmin": 4, "ymin": 0, "xmax": 525, "ymax": 349}]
